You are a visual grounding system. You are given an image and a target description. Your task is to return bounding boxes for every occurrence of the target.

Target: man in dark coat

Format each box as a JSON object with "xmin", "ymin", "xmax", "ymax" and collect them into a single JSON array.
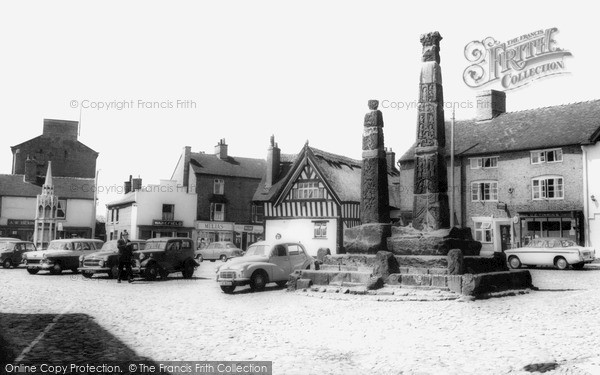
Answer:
[{"xmin": 117, "ymin": 230, "xmax": 134, "ymax": 283}]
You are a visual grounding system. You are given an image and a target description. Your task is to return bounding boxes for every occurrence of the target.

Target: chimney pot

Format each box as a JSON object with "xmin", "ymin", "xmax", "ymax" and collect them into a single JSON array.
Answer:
[{"xmin": 476, "ymin": 90, "xmax": 506, "ymax": 121}]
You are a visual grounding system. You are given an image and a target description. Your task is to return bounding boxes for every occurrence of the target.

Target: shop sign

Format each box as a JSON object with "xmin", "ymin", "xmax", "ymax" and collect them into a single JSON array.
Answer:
[
  {"xmin": 7, "ymin": 219, "xmax": 35, "ymax": 226},
  {"xmin": 234, "ymin": 224, "xmax": 264, "ymax": 234},
  {"xmin": 196, "ymin": 221, "xmax": 234, "ymax": 231},
  {"xmin": 153, "ymin": 219, "xmax": 183, "ymax": 227}
]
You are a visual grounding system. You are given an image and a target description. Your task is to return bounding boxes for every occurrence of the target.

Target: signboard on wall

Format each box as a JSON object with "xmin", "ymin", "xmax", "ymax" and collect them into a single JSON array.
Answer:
[{"xmin": 196, "ymin": 221, "xmax": 234, "ymax": 231}]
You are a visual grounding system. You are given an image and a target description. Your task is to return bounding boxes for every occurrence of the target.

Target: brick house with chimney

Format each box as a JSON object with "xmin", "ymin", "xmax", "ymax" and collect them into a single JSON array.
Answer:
[
  {"xmin": 399, "ymin": 90, "xmax": 600, "ymax": 255},
  {"xmin": 0, "ymin": 119, "xmax": 98, "ymax": 241},
  {"xmin": 171, "ymin": 139, "xmax": 266, "ymax": 249},
  {"xmin": 104, "ymin": 177, "xmax": 196, "ymax": 241},
  {"xmin": 253, "ymin": 137, "xmax": 401, "ymax": 256}
]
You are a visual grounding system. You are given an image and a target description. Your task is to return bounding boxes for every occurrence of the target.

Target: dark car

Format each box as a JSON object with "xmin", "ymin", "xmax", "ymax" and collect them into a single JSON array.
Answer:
[
  {"xmin": 132, "ymin": 237, "xmax": 198, "ymax": 281},
  {"xmin": 194, "ymin": 241, "xmax": 244, "ymax": 262},
  {"xmin": 24, "ymin": 238, "xmax": 104, "ymax": 275},
  {"xmin": 78, "ymin": 239, "xmax": 146, "ymax": 278},
  {"xmin": 0, "ymin": 238, "xmax": 37, "ymax": 269}
]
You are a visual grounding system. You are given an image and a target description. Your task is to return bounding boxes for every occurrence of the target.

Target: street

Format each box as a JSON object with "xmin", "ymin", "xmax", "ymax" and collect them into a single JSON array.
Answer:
[{"xmin": 1, "ymin": 261, "xmax": 600, "ymax": 375}]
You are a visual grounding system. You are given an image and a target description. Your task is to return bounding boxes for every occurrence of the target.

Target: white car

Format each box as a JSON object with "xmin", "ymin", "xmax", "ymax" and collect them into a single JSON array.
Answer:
[
  {"xmin": 216, "ymin": 241, "xmax": 314, "ymax": 294},
  {"xmin": 505, "ymin": 237, "xmax": 595, "ymax": 270}
]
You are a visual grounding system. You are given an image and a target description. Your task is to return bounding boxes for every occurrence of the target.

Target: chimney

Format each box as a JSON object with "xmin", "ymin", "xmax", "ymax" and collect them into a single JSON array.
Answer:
[
  {"xmin": 476, "ymin": 90, "xmax": 506, "ymax": 121},
  {"xmin": 24, "ymin": 156, "xmax": 37, "ymax": 183},
  {"xmin": 265, "ymin": 135, "xmax": 280, "ymax": 189},
  {"xmin": 42, "ymin": 119, "xmax": 79, "ymax": 140},
  {"xmin": 182, "ymin": 146, "xmax": 191, "ymax": 188},
  {"xmin": 214, "ymin": 139, "xmax": 228, "ymax": 160},
  {"xmin": 385, "ymin": 148, "xmax": 396, "ymax": 171},
  {"xmin": 132, "ymin": 177, "xmax": 142, "ymax": 191},
  {"xmin": 124, "ymin": 175, "xmax": 132, "ymax": 194}
]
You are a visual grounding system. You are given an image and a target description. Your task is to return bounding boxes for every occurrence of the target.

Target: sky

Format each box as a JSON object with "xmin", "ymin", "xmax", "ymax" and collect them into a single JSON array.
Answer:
[{"xmin": 0, "ymin": 1, "xmax": 596, "ymax": 214}]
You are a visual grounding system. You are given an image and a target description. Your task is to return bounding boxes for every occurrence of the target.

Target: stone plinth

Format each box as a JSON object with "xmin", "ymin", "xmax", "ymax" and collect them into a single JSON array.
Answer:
[
  {"xmin": 344, "ymin": 223, "xmax": 391, "ymax": 254},
  {"xmin": 387, "ymin": 226, "xmax": 482, "ymax": 256}
]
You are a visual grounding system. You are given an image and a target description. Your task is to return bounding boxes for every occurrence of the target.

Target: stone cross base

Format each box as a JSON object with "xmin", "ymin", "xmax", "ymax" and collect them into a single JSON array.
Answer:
[{"xmin": 343, "ymin": 223, "xmax": 392, "ymax": 254}]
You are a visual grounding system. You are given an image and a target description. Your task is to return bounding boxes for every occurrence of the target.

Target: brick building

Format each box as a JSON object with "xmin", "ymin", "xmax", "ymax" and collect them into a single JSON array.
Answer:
[
  {"xmin": 11, "ymin": 119, "xmax": 98, "ymax": 178},
  {"xmin": 171, "ymin": 140, "xmax": 266, "ymax": 249},
  {"xmin": 399, "ymin": 91, "xmax": 600, "ymax": 255},
  {"xmin": 253, "ymin": 137, "xmax": 400, "ymax": 256}
]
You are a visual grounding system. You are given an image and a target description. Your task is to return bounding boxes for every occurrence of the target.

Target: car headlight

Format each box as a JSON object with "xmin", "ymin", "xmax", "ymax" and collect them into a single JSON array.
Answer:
[
  {"xmin": 138, "ymin": 253, "xmax": 146, "ymax": 261},
  {"xmin": 98, "ymin": 260, "xmax": 105, "ymax": 267},
  {"xmin": 79, "ymin": 255, "xmax": 85, "ymax": 262}
]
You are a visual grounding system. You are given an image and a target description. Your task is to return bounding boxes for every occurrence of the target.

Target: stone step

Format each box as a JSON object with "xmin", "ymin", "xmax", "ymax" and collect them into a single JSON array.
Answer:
[
  {"xmin": 319, "ymin": 264, "xmax": 374, "ymax": 273},
  {"xmin": 299, "ymin": 270, "xmax": 373, "ymax": 286}
]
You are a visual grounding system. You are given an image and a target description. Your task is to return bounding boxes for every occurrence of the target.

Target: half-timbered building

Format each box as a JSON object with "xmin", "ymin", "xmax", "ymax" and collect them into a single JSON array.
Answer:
[{"xmin": 253, "ymin": 137, "xmax": 400, "ymax": 255}]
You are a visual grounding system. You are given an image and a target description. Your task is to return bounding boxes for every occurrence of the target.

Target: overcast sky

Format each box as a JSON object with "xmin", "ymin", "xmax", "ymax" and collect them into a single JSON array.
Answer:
[{"xmin": 0, "ymin": 1, "xmax": 596, "ymax": 214}]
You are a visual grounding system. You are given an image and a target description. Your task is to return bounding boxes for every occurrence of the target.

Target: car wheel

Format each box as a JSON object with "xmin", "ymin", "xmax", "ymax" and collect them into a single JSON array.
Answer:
[
  {"xmin": 555, "ymin": 257, "xmax": 569, "ymax": 270},
  {"xmin": 196, "ymin": 254, "xmax": 203, "ymax": 262},
  {"xmin": 276, "ymin": 281, "xmax": 287, "ymax": 288},
  {"xmin": 250, "ymin": 270, "xmax": 268, "ymax": 292},
  {"xmin": 159, "ymin": 268, "xmax": 170, "ymax": 279},
  {"xmin": 3, "ymin": 259, "xmax": 12, "ymax": 269},
  {"xmin": 145, "ymin": 263, "xmax": 159, "ymax": 281},
  {"xmin": 220, "ymin": 255, "xmax": 227, "ymax": 262},
  {"xmin": 27, "ymin": 268, "xmax": 39, "ymax": 275},
  {"xmin": 182, "ymin": 260, "xmax": 194, "ymax": 279},
  {"xmin": 220, "ymin": 286, "xmax": 235, "ymax": 294},
  {"xmin": 82, "ymin": 272, "xmax": 93, "ymax": 279},
  {"xmin": 107, "ymin": 265, "xmax": 119, "ymax": 279},
  {"xmin": 572, "ymin": 263, "xmax": 585, "ymax": 270},
  {"xmin": 50, "ymin": 263, "xmax": 63, "ymax": 275},
  {"xmin": 508, "ymin": 256, "xmax": 521, "ymax": 269}
]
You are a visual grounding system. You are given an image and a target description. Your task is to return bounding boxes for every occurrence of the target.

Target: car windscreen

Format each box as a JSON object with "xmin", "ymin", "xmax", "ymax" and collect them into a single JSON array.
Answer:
[
  {"xmin": 245, "ymin": 245, "xmax": 269, "ymax": 256},
  {"xmin": 0, "ymin": 243, "xmax": 13, "ymax": 251},
  {"xmin": 47, "ymin": 242, "xmax": 73, "ymax": 250},
  {"xmin": 144, "ymin": 241, "xmax": 168, "ymax": 250}
]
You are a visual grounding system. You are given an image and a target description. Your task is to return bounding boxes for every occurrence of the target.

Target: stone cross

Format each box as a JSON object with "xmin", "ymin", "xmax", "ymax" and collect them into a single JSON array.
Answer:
[
  {"xmin": 412, "ymin": 32, "xmax": 450, "ymax": 230},
  {"xmin": 360, "ymin": 100, "xmax": 390, "ymax": 224}
]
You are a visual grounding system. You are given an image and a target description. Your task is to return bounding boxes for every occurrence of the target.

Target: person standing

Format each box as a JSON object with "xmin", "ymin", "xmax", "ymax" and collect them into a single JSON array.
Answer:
[{"xmin": 117, "ymin": 230, "xmax": 134, "ymax": 283}]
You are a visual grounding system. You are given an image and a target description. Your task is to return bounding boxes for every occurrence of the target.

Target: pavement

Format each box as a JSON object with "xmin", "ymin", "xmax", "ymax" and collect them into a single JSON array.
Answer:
[{"xmin": 1, "ymin": 261, "xmax": 600, "ymax": 374}]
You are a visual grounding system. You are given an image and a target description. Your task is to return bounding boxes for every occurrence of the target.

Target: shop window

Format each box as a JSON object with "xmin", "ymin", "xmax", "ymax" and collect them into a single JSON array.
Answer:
[
  {"xmin": 214, "ymin": 179, "xmax": 224, "ymax": 195},
  {"xmin": 474, "ymin": 221, "xmax": 493, "ymax": 243},
  {"xmin": 211, "ymin": 203, "xmax": 225, "ymax": 221},
  {"xmin": 313, "ymin": 221, "xmax": 327, "ymax": 239},
  {"xmin": 471, "ymin": 181, "xmax": 498, "ymax": 201},
  {"xmin": 162, "ymin": 204, "xmax": 174, "ymax": 220},
  {"xmin": 531, "ymin": 149, "xmax": 563, "ymax": 164},
  {"xmin": 532, "ymin": 177, "xmax": 564, "ymax": 200}
]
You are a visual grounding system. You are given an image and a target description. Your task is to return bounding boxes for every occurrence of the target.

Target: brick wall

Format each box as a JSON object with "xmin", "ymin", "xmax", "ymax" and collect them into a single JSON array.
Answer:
[{"xmin": 195, "ymin": 175, "xmax": 262, "ymax": 224}]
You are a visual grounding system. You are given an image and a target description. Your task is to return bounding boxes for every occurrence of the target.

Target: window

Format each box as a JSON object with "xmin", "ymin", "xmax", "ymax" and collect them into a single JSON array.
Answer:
[
  {"xmin": 314, "ymin": 221, "xmax": 328, "ymax": 238},
  {"xmin": 532, "ymin": 177, "xmax": 564, "ymax": 200},
  {"xmin": 110, "ymin": 209, "xmax": 114, "ymax": 223},
  {"xmin": 471, "ymin": 181, "xmax": 498, "ymax": 201},
  {"xmin": 162, "ymin": 204, "xmax": 174, "ymax": 220},
  {"xmin": 57, "ymin": 200, "xmax": 67, "ymax": 219},
  {"xmin": 252, "ymin": 204, "xmax": 264, "ymax": 223},
  {"xmin": 531, "ymin": 149, "xmax": 563, "ymax": 164},
  {"xmin": 287, "ymin": 244, "xmax": 300, "ymax": 255},
  {"xmin": 474, "ymin": 221, "xmax": 493, "ymax": 243},
  {"xmin": 214, "ymin": 179, "xmax": 224, "ymax": 195},
  {"xmin": 116, "ymin": 208, "xmax": 120, "ymax": 222},
  {"xmin": 292, "ymin": 182, "xmax": 325, "ymax": 199},
  {"xmin": 470, "ymin": 156, "xmax": 498, "ymax": 169},
  {"xmin": 210, "ymin": 203, "xmax": 225, "ymax": 221}
]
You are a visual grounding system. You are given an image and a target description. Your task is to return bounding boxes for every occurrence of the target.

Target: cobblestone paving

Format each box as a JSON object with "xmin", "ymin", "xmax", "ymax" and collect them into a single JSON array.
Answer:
[{"xmin": 1, "ymin": 263, "xmax": 600, "ymax": 374}]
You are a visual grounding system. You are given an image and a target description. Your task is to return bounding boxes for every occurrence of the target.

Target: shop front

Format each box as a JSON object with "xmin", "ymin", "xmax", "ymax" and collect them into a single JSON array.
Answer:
[
  {"xmin": 518, "ymin": 210, "xmax": 584, "ymax": 246},
  {"xmin": 234, "ymin": 224, "xmax": 264, "ymax": 250},
  {"xmin": 138, "ymin": 219, "xmax": 193, "ymax": 240},
  {"xmin": 0, "ymin": 219, "xmax": 35, "ymax": 241},
  {"xmin": 196, "ymin": 221, "xmax": 235, "ymax": 247}
]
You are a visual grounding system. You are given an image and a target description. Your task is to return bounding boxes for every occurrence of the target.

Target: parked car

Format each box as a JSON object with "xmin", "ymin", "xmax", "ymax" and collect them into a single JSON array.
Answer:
[
  {"xmin": 23, "ymin": 238, "xmax": 104, "ymax": 275},
  {"xmin": 195, "ymin": 241, "xmax": 244, "ymax": 262},
  {"xmin": 505, "ymin": 237, "xmax": 596, "ymax": 270},
  {"xmin": 216, "ymin": 241, "xmax": 314, "ymax": 294},
  {"xmin": 78, "ymin": 239, "xmax": 146, "ymax": 279},
  {"xmin": 132, "ymin": 237, "xmax": 198, "ymax": 280},
  {"xmin": 0, "ymin": 238, "xmax": 36, "ymax": 269}
]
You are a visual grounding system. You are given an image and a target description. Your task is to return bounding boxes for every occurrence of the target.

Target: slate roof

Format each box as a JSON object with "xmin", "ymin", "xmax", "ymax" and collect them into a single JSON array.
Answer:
[
  {"xmin": 105, "ymin": 192, "xmax": 137, "ymax": 208},
  {"xmin": 253, "ymin": 145, "xmax": 400, "ymax": 205},
  {"xmin": 11, "ymin": 135, "xmax": 99, "ymax": 155},
  {"xmin": 189, "ymin": 152, "xmax": 266, "ymax": 179},
  {"xmin": 400, "ymin": 100, "xmax": 600, "ymax": 161},
  {"xmin": 0, "ymin": 174, "xmax": 95, "ymax": 199}
]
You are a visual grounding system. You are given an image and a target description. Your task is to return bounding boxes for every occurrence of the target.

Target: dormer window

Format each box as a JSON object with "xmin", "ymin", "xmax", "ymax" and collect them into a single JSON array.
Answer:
[{"xmin": 531, "ymin": 149, "xmax": 562, "ymax": 164}]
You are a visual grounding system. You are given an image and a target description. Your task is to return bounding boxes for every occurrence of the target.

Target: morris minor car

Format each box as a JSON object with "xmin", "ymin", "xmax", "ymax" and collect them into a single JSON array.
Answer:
[
  {"xmin": 194, "ymin": 241, "xmax": 244, "ymax": 262},
  {"xmin": 24, "ymin": 238, "xmax": 104, "ymax": 275},
  {"xmin": 216, "ymin": 241, "xmax": 314, "ymax": 294},
  {"xmin": 78, "ymin": 239, "xmax": 146, "ymax": 278},
  {"xmin": 132, "ymin": 237, "xmax": 198, "ymax": 280}
]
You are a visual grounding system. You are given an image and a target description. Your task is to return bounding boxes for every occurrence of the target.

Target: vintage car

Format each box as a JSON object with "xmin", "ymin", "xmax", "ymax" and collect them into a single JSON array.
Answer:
[
  {"xmin": 23, "ymin": 238, "xmax": 104, "ymax": 275},
  {"xmin": 132, "ymin": 237, "xmax": 198, "ymax": 280},
  {"xmin": 505, "ymin": 237, "xmax": 596, "ymax": 270},
  {"xmin": 216, "ymin": 241, "xmax": 314, "ymax": 294},
  {"xmin": 194, "ymin": 241, "xmax": 244, "ymax": 262},
  {"xmin": 78, "ymin": 239, "xmax": 146, "ymax": 278},
  {"xmin": 0, "ymin": 238, "xmax": 36, "ymax": 269}
]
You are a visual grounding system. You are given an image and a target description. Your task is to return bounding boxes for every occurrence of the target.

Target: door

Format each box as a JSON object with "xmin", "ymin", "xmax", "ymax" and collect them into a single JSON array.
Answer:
[
  {"xmin": 500, "ymin": 225, "xmax": 511, "ymax": 252},
  {"xmin": 287, "ymin": 244, "xmax": 307, "ymax": 271},
  {"xmin": 269, "ymin": 245, "xmax": 291, "ymax": 281}
]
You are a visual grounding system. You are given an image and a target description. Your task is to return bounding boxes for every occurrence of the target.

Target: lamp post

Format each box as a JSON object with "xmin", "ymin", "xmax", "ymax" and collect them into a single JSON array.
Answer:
[
  {"xmin": 91, "ymin": 169, "xmax": 100, "ymax": 239},
  {"xmin": 450, "ymin": 108, "xmax": 455, "ymax": 228}
]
